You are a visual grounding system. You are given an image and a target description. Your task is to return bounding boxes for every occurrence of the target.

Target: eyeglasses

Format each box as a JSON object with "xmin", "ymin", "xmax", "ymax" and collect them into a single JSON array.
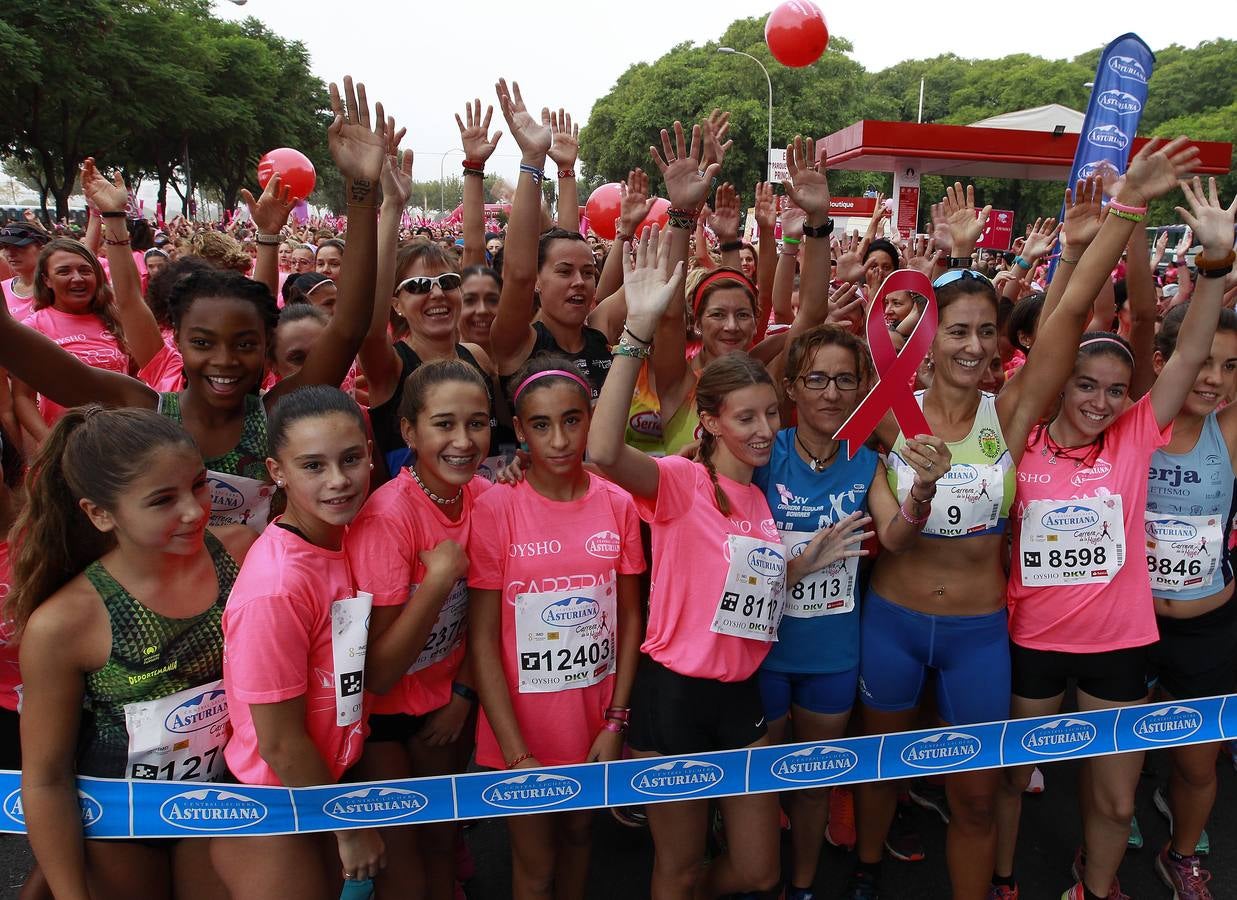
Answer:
[
  {"xmin": 798, "ymin": 372, "xmax": 860, "ymax": 392},
  {"xmin": 396, "ymin": 273, "xmax": 462, "ymax": 294},
  {"xmin": 932, "ymin": 269, "xmax": 993, "ymax": 290}
]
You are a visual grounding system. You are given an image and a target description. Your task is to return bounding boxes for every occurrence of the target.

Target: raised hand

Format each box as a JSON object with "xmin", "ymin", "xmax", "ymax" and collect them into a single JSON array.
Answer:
[
  {"xmin": 753, "ymin": 181, "xmax": 777, "ymax": 236},
  {"xmin": 80, "ymin": 158, "xmax": 128, "ymax": 214},
  {"xmin": 701, "ymin": 108, "xmax": 734, "ymax": 171},
  {"xmin": 1175, "ymin": 177, "xmax": 1237, "ymax": 256},
  {"xmin": 1174, "ymin": 226, "xmax": 1194, "ymax": 262},
  {"xmin": 833, "ymin": 232, "xmax": 866, "ymax": 284},
  {"xmin": 649, "ymin": 121, "xmax": 719, "ymax": 213},
  {"xmin": 623, "ymin": 225, "xmax": 686, "ymax": 337},
  {"xmin": 545, "ymin": 108, "xmax": 579, "ymax": 169},
  {"xmin": 456, "ymin": 99, "xmax": 503, "ymax": 164},
  {"xmin": 1021, "ymin": 217, "xmax": 1061, "ymax": 261},
  {"xmin": 791, "ymin": 511, "xmax": 874, "ymax": 581},
  {"xmin": 929, "ymin": 202, "xmax": 953, "ymax": 253},
  {"xmin": 240, "ymin": 172, "xmax": 296, "ymax": 234},
  {"xmin": 941, "ymin": 183, "xmax": 991, "ymax": 253},
  {"xmin": 903, "ymin": 435, "xmax": 952, "ymax": 492},
  {"xmin": 780, "ymin": 198, "xmax": 806, "ymax": 241},
  {"xmin": 380, "ymin": 147, "xmax": 414, "ymax": 210},
  {"xmin": 495, "ymin": 78, "xmax": 550, "ymax": 164},
  {"xmin": 904, "ymin": 234, "xmax": 943, "ymax": 276},
  {"xmin": 618, "ymin": 168, "xmax": 655, "ymax": 240},
  {"xmin": 327, "ymin": 76, "xmax": 386, "ymax": 184},
  {"xmin": 782, "ymin": 135, "xmax": 830, "ymax": 217},
  {"xmin": 709, "ymin": 182, "xmax": 741, "ymax": 241},
  {"xmin": 1114, "ymin": 136, "xmax": 1200, "ymax": 206},
  {"xmin": 1061, "ymin": 176, "xmax": 1105, "ymax": 251},
  {"xmin": 825, "ymin": 280, "xmax": 863, "ymax": 325}
]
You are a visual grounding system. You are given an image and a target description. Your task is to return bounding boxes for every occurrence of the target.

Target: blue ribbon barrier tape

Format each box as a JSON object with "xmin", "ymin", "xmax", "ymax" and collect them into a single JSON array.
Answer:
[{"xmin": 2, "ymin": 695, "xmax": 1230, "ymax": 838}]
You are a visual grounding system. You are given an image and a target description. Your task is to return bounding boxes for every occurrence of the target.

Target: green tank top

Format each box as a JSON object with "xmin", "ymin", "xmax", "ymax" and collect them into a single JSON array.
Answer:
[
  {"xmin": 77, "ymin": 532, "xmax": 239, "ymax": 778},
  {"xmin": 158, "ymin": 391, "xmax": 269, "ymax": 481}
]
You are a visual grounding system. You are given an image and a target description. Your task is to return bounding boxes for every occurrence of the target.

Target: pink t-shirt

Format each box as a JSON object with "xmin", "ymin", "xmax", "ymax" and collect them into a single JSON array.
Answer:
[
  {"xmin": 467, "ymin": 476, "xmax": 644, "ymax": 769},
  {"xmin": 222, "ymin": 522, "xmax": 370, "ymax": 785},
  {"xmin": 137, "ymin": 342, "xmax": 184, "ymax": 393},
  {"xmin": 347, "ymin": 471, "xmax": 491, "ymax": 717},
  {"xmin": 635, "ymin": 454, "xmax": 781, "ymax": 682},
  {"xmin": 0, "ymin": 543, "xmax": 20, "ymax": 713},
  {"xmin": 1, "ymin": 278, "xmax": 33, "ymax": 322},
  {"xmin": 1009, "ymin": 395, "xmax": 1171, "ymax": 652},
  {"xmin": 21, "ymin": 307, "xmax": 129, "ymax": 425}
]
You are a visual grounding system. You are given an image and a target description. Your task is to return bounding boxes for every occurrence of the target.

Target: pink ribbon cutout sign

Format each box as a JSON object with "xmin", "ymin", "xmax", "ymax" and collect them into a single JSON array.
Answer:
[{"xmin": 833, "ymin": 269, "xmax": 937, "ymax": 458}]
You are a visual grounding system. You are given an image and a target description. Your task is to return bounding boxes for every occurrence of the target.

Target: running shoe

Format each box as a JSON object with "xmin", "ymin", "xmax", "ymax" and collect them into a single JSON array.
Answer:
[
  {"xmin": 1156, "ymin": 847, "xmax": 1213, "ymax": 900},
  {"xmin": 988, "ymin": 883, "xmax": 1019, "ymax": 899},
  {"xmin": 1060, "ymin": 884, "xmax": 1130, "ymax": 900},
  {"xmin": 884, "ymin": 806, "xmax": 925, "ymax": 862},
  {"xmin": 1025, "ymin": 766, "xmax": 1045, "ymax": 794},
  {"xmin": 840, "ymin": 870, "xmax": 880, "ymax": 899},
  {"xmin": 1128, "ymin": 815, "xmax": 1144, "ymax": 850},
  {"xmin": 908, "ymin": 781, "xmax": 951, "ymax": 824},
  {"xmin": 610, "ymin": 805, "xmax": 648, "ymax": 828},
  {"xmin": 825, "ymin": 787, "xmax": 856, "ymax": 850},
  {"xmin": 1153, "ymin": 786, "xmax": 1211, "ymax": 856}
]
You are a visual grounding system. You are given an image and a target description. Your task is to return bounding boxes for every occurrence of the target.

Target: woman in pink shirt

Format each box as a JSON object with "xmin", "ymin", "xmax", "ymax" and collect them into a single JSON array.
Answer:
[
  {"xmin": 468, "ymin": 355, "xmax": 645, "ymax": 900},
  {"xmin": 589, "ymin": 227, "xmax": 866, "ymax": 900},
  {"xmin": 346, "ymin": 359, "xmax": 492, "ymax": 900},
  {"xmin": 216, "ymin": 386, "xmax": 383, "ymax": 900}
]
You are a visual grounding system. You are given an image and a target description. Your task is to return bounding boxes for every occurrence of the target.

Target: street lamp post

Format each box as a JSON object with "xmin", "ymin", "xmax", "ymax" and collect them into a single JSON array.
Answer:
[
  {"xmin": 718, "ymin": 47, "xmax": 773, "ymax": 165},
  {"xmin": 439, "ymin": 149, "xmax": 464, "ymax": 216}
]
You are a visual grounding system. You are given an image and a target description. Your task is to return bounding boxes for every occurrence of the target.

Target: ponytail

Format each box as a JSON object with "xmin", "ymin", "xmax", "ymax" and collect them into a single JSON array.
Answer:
[{"xmin": 698, "ymin": 429, "xmax": 732, "ymax": 517}]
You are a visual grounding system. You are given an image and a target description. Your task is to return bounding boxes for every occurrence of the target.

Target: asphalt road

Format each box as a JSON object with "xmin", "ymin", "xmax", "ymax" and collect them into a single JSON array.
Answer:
[{"xmin": 3, "ymin": 747, "xmax": 1232, "ymax": 899}]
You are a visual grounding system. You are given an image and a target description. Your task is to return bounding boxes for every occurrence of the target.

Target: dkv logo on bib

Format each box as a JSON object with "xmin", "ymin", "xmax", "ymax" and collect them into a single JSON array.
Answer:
[
  {"xmin": 159, "ymin": 788, "xmax": 267, "ymax": 831},
  {"xmin": 1133, "ymin": 706, "xmax": 1203, "ymax": 743},
  {"xmin": 4, "ymin": 788, "xmax": 102, "ymax": 827},
  {"xmin": 770, "ymin": 746, "xmax": 858, "ymax": 784},
  {"xmin": 482, "ymin": 773, "xmax": 582, "ymax": 810},
  {"xmin": 164, "ymin": 688, "xmax": 228, "ymax": 734},
  {"xmin": 1021, "ymin": 718, "xmax": 1097, "ymax": 756},
  {"xmin": 323, "ymin": 787, "xmax": 428, "ymax": 824},
  {"xmin": 900, "ymin": 732, "xmax": 982, "ymax": 770},
  {"xmin": 630, "ymin": 759, "xmax": 724, "ymax": 797},
  {"xmin": 1040, "ymin": 505, "xmax": 1100, "ymax": 532}
]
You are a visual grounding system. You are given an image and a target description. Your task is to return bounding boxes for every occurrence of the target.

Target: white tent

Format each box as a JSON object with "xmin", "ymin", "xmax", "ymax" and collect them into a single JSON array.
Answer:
[{"xmin": 969, "ymin": 104, "xmax": 1085, "ymax": 134}]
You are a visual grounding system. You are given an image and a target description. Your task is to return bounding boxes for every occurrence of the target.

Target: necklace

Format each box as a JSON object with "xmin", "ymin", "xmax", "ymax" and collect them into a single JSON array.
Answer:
[
  {"xmin": 410, "ymin": 466, "xmax": 463, "ymax": 506},
  {"xmin": 1041, "ymin": 424, "xmax": 1101, "ymax": 469},
  {"xmin": 796, "ymin": 430, "xmax": 840, "ymax": 473}
]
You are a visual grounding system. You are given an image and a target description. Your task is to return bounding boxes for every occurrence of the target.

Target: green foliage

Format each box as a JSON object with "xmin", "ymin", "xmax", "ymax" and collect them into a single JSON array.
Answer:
[{"xmin": 581, "ymin": 29, "xmax": 1237, "ymax": 233}]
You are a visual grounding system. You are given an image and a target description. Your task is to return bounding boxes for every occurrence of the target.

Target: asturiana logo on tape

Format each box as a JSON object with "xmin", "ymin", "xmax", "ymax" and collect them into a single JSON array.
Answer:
[
  {"xmin": 159, "ymin": 788, "xmax": 267, "ymax": 831},
  {"xmin": 164, "ymin": 688, "xmax": 228, "ymax": 734},
  {"xmin": 770, "ymin": 745, "xmax": 859, "ymax": 783},
  {"xmin": 323, "ymin": 787, "xmax": 428, "ymax": 824},
  {"xmin": 900, "ymin": 732, "xmax": 982, "ymax": 770},
  {"xmin": 1132, "ymin": 705, "xmax": 1203, "ymax": 743},
  {"xmin": 1020, "ymin": 718, "xmax": 1097, "ymax": 756},
  {"xmin": 482, "ymin": 773, "xmax": 582, "ymax": 811},
  {"xmin": 630, "ymin": 759, "xmax": 724, "ymax": 797},
  {"xmin": 3, "ymin": 789, "xmax": 102, "ymax": 827}
]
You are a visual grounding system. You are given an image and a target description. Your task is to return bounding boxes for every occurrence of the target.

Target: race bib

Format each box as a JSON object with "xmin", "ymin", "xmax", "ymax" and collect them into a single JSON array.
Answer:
[
  {"xmin": 515, "ymin": 579, "xmax": 617, "ymax": 694},
  {"xmin": 207, "ymin": 471, "xmax": 274, "ymax": 531},
  {"xmin": 1145, "ymin": 513, "xmax": 1223, "ymax": 593},
  {"xmin": 710, "ymin": 535, "xmax": 786, "ymax": 641},
  {"xmin": 1019, "ymin": 496, "xmax": 1125, "ymax": 586},
  {"xmin": 330, "ymin": 593, "xmax": 373, "ymax": 726},
  {"xmin": 900, "ymin": 462, "xmax": 1003, "ymax": 537},
  {"xmin": 409, "ymin": 580, "xmax": 468, "ymax": 674},
  {"xmin": 778, "ymin": 527, "xmax": 856, "ymax": 618},
  {"xmin": 124, "ymin": 681, "xmax": 229, "ymax": 782}
]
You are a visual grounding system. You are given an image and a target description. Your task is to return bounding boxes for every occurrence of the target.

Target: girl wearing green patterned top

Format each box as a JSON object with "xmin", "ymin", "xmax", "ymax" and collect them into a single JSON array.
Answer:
[{"xmin": 8, "ymin": 406, "xmax": 258, "ymax": 900}]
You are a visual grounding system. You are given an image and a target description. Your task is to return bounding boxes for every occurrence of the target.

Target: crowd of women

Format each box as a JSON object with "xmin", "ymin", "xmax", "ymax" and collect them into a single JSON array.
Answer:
[{"xmin": 0, "ymin": 70, "xmax": 1234, "ymax": 900}]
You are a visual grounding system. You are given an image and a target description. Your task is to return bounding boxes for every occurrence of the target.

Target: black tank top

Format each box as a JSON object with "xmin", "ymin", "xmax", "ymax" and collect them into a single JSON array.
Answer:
[{"xmin": 500, "ymin": 321, "xmax": 613, "ymax": 403}]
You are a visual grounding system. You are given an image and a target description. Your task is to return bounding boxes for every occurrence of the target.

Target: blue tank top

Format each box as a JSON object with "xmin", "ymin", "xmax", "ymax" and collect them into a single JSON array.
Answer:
[
  {"xmin": 1146, "ymin": 412, "xmax": 1236, "ymax": 600},
  {"xmin": 753, "ymin": 429, "xmax": 878, "ymax": 674}
]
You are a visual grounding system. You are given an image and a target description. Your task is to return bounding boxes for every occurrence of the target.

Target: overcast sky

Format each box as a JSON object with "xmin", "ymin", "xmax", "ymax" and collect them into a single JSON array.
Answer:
[{"xmin": 211, "ymin": 2, "xmax": 1234, "ymax": 199}]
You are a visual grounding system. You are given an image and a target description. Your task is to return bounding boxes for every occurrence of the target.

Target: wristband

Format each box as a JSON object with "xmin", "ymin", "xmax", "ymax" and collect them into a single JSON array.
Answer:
[
  {"xmin": 802, "ymin": 218, "xmax": 835, "ymax": 239},
  {"xmin": 1198, "ymin": 265, "xmax": 1232, "ymax": 280},
  {"xmin": 519, "ymin": 164, "xmax": 544, "ymax": 184},
  {"xmin": 1107, "ymin": 207, "xmax": 1145, "ymax": 223},
  {"xmin": 946, "ymin": 256, "xmax": 972, "ymax": 268},
  {"xmin": 506, "ymin": 751, "xmax": 533, "ymax": 769},
  {"xmin": 1107, "ymin": 199, "xmax": 1148, "ymax": 216},
  {"xmin": 899, "ymin": 497, "xmax": 930, "ymax": 527},
  {"xmin": 667, "ymin": 207, "xmax": 699, "ymax": 231},
  {"xmin": 451, "ymin": 682, "xmax": 478, "ymax": 703},
  {"xmin": 603, "ymin": 720, "xmax": 628, "ymax": 734},
  {"xmin": 614, "ymin": 338, "xmax": 652, "ymax": 360},
  {"xmin": 462, "ymin": 167, "xmax": 485, "ymax": 179},
  {"xmin": 462, "ymin": 160, "xmax": 485, "ymax": 173},
  {"xmin": 99, "ymin": 210, "xmax": 126, "ymax": 219},
  {"xmin": 605, "ymin": 706, "xmax": 631, "ymax": 721},
  {"xmin": 781, "ymin": 237, "xmax": 801, "ymax": 246},
  {"xmin": 1013, "ymin": 255, "xmax": 1032, "ymax": 270},
  {"xmin": 1194, "ymin": 249, "xmax": 1236, "ymax": 277},
  {"xmin": 557, "ymin": 168, "xmax": 575, "ymax": 179},
  {"xmin": 719, "ymin": 239, "xmax": 745, "ymax": 252},
  {"xmin": 255, "ymin": 233, "xmax": 282, "ymax": 246},
  {"xmin": 622, "ymin": 324, "xmax": 653, "ymax": 346},
  {"xmin": 102, "ymin": 236, "xmax": 131, "ymax": 246}
]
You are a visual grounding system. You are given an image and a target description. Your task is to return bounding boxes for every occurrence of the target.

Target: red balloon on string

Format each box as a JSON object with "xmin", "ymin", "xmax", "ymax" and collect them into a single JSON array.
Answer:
[
  {"xmin": 585, "ymin": 183, "xmax": 624, "ymax": 241},
  {"xmin": 765, "ymin": 1, "xmax": 829, "ymax": 68},
  {"xmin": 257, "ymin": 148, "xmax": 316, "ymax": 200},
  {"xmin": 641, "ymin": 197, "xmax": 671, "ymax": 232}
]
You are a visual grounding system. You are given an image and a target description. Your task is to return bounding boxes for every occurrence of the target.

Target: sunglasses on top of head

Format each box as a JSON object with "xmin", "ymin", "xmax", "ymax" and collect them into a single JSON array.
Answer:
[
  {"xmin": 932, "ymin": 269, "xmax": 993, "ymax": 290},
  {"xmin": 396, "ymin": 273, "xmax": 462, "ymax": 294}
]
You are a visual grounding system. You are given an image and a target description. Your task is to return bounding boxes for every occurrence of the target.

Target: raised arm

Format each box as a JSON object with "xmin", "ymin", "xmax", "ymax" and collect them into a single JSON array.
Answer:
[
  {"xmin": 1040, "ymin": 178, "xmax": 1105, "ymax": 325},
  {"xmin": 779, "ymin": 137, "xmax": 835, "ymax": 346},
  {"xmin": 457, "ymin": 99, "xmax": 503, "ymax": 269},
  {"xmin": 1150, "ymin": 177, "xmax": 1236, "ymax": 427},
  {"xmin": 589, "ymin": 226, "xmax": 684, "ymax": 499},
  {"xmin": 240, "ymin": 171, "xmax": 297, "ymax": 301},
  {"xmin": 939, "ymin": 182, "xmax": 991, "ymax": 270},
  {"xmin": 489, "ymin": 79, "xmax": 553, "ymax": 372},
  {"xmin": 268, "ymin": 75, "xmax": 385, "ymax": 404},
  {"xmin": 79, "ymin": 159, "xmax": 163, "ymax": 367},
  {"xmin": 710, "ymin": 182, "xmax": 742, "ymax": 270},
  {"xmin": 548, "ymin": 109, "xmax": 580, "ymax": 232},
  {"xmin": 753, "ymin": 183, "xmax": 777, "ymax": 341},
  {"xmin": 1124, "ymin": 222, "xmax": 1158, "ymax": 400}
]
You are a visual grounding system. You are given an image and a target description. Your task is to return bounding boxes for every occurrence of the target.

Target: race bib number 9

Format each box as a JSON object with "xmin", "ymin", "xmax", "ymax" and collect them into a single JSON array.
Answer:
[
  {"xmin": 515, "ymin": 579, "xmax": 617, "ymax": 694},
  {"xmin": 1019, "ymin": 496, "xmax": 1125, "ymax": 586},
  {"xmin": 779, "ymin": 528, "xmax": 856, "ymax": 618},
  {"xmin": 1145, "ymin": 513, "xmax": 1222, "ymax": 593},
  {"xmin": 909, "ymin": 462, "xmax": 1004, "ymax": 537},
  {"xmin": 710, "ymin": 534, "xmax": 786, "ymax": 641}
]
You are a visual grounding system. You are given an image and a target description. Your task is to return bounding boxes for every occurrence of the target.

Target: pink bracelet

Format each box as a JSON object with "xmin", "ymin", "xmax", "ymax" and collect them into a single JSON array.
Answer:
[
  {"xmin": 1107, "ymin": 199, "xmax": 1147, "ymax": 216},
  {"xmin": 603, "ymin": 720, "xmax": 628, "ymax": 734}
]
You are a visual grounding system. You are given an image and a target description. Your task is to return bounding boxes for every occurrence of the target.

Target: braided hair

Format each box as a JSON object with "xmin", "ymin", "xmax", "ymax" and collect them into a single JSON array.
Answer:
[{"xmin": 695, "ymin": 353, "xmax": 775, "ymax": 516}]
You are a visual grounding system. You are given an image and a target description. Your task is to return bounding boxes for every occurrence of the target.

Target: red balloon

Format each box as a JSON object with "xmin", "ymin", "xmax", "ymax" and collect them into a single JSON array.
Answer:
[
  {"xmin": 765, "ymin": 0, "xmax": 829, "ymax": 68},
  {"xmin": 257, "ymin": 148, "xmax": 316, "ymax": 201},
  {"xmin": 641, "ymin": 197, "xmax": 671, "ymax": 232},
  {"xmin": 585, "ymin": 183, "xmax": 624, "ymax": 241}
]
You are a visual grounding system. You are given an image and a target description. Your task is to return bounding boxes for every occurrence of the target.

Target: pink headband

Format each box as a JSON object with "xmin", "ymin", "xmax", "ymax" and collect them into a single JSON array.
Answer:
[
  {"xmin": 1079, "ymin": 336, "xmax": 1134, "ymax": 363},
  {"xmin": 512, "ymin": 368, "xmax": 591, "ymax": 404}
]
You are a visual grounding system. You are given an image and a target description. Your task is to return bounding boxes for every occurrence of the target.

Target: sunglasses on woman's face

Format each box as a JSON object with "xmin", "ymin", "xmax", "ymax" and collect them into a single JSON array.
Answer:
[{"xmin": 396, "ymin": 273, "xmax": 462, "ymax": 294}]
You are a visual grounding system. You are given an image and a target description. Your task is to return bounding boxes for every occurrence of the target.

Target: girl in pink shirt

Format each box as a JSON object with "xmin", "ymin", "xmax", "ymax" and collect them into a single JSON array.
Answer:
[
  {"xmin": 469, "ymin": 356, "xmax": 644, "ymax": 900},
  {"xmin": 217, "ymin": 386, "xmax": 383, "ymax": 900},
  {"xmin": 346, "ymin": 359, "xmax": 492, "ymax": 900}
]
